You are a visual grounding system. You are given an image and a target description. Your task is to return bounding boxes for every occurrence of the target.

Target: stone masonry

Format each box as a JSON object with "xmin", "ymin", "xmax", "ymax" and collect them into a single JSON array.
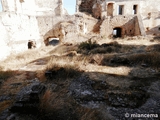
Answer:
[{"xmin": 76, "ymin": 0, "xmax": 160, "ymax": 38}]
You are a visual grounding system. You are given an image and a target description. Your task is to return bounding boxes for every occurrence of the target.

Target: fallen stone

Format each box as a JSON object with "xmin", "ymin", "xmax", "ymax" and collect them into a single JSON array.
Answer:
[
  {"xmin": 69, "ymin": 76, "xmax": 106, "ymax": 105},
  {"xmin": 10, "ymin": 82, "xmax": 46, "ymax": 113}
]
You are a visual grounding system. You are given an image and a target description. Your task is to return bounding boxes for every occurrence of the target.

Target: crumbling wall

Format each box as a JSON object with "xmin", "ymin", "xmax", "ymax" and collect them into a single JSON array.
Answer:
[
  {"xmin": 78, "ymin": 0, "xmax": 96, "ymax": 14},
  {"xmin": 77, "ymin": 0, "xmax": 160, "ymax": 37},
  {"xmin": 0, "ymin": 12, "xmax": 40, "ymax": 60},
  {"xmin": 0, "ymin": 0, "xmax": 65, "ymax": 60},
  {"xmin": 34, "ymin": 0, "xmax": 67, "ymax": 16},
  {"xmin": 42, "ymin": 13, "xmax": 99, "ymax": 44},
  {"xmin": 1, "ymin": 0, "xmax": 36, "ymax": 15},
  {"xmin": 100, "ymin": 15, "xmax": 141, "ymax": 37}
]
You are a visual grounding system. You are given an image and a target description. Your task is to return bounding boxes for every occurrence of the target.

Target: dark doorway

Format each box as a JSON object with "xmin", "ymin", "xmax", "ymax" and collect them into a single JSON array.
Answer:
[
  {"xmin": 133, "ymin": 5, "xmax": 138, "ymax": 14},
  {"xmin": 107, "ymin": 3, "xmax": 114, "ymax": 16},
  {"xmin": 48, "ymin": 38, "xmax": 59, "ymax": 46},
  {"xmin": 113, "ymin": 28, "xmax": 122, "ymax": 38},
  {"xmin": 28, "ymin": 40, "xmax": 36, "ymax": 49}
]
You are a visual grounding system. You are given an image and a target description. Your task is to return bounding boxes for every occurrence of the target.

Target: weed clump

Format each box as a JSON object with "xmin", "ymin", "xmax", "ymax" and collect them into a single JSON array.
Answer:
[
  {"xmin": 128, "ymin": 52, "xmax": 160, "ymax": 68},
  {"xmin": 78, "ymin": 40, "xmax": 99, "ymax": 50},
  {"xmin": 0, "ymin": 67, "xmax": 14, "ymax": 84},
  {"xmin": 45, "ymin": 64, "xmax": 81, "ymax": 80},
  {"xmin": 78, "ymin": 41, "xmax": 122, "ymax": 54}
]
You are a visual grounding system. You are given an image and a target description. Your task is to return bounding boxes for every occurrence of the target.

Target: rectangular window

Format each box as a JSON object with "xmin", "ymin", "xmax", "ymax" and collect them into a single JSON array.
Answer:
[
  {"xmin": 118, "ymin": 5, "xmax": 124, "ymax": 15},
  {"xmin": 133, "ymin": 5, "xmax": 138, "ymax": 14}
]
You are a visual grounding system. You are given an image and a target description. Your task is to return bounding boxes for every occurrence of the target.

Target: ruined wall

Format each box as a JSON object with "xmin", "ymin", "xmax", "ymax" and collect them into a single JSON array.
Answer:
[
  {"xmin": 78, "ymin": 0, "xmax": 96, "ymax": 14},
  {"xmin": 100, "ymin": 15, "xmax": 141, "ymax": 37},
  {"xmin": 140, "ymin": 1, "xmax": 160, "ymax": 36},
  {"xmin": 0, "ymin": 0, "xmax": 64, "ymax": 60},
  {"xmin": 77, "ymin": 0, "xmax": 160, "ymax": 37},
  {"xmin": 0, "ymin": 12, "xmax": 40, "ymax": 59},
  {"xmin": 1, "ymin": 0, "xmax": 36, "ymax": 15},
  {"xmin": 41, "ymin": 13, "xmax": 99, "ymax": 44},
  {"xmin": 34, "ymin": 0, "xmax": 67, "ymax": 16}
]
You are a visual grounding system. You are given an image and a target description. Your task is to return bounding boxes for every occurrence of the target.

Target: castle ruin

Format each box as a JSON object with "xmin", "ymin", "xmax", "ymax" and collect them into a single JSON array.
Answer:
[
  {"xmin": 0, "ymin": 0, "xmax": 160, "ymax": 59},
  {"xmin": 76, "ymin": 0, "xmax": 160, "ymax": 38}
]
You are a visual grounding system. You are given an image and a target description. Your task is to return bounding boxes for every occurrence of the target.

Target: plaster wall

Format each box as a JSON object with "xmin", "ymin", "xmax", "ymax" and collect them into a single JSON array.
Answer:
[
  {"xmin": 1, "ymin": 0, "xmax": 36, "ymax": 15},
  {"xmin": 0, "ymin": 0, "xmax": 64, "ymax": 60}
]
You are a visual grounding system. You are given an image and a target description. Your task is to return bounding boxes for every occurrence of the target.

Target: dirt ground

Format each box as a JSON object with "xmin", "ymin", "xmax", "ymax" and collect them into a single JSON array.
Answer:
[{"xmin": 0, "ymin": 37, "xmax": 160, "ymax": 120}]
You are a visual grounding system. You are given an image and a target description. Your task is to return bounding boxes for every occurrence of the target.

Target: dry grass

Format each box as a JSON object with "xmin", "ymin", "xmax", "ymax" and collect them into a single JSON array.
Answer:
[
  {"xmin": 39, "ymin": 90, "xmax": 53, "ymax": 112},
  {"xmin": 0, "ymin": 46, "xmax": 54, "ymax": 70},
  {"xmin": 0, "ymin": 67, "xmax": 15, "ymax": 85},
  {"xmin": 77, "ymin": 41, "xmax": 139, "ymax": 54},
  {"xmin": 45, "ymin": 56, "xmax": 82, "ymax": 80},
  {"xmin": 128, "ymin": 52, "xmax": 160, "ymax": 68},
  {"xmin": 145, "ymin": 44, "xmax": 160, "ymax": 52},
  {"xmin": 0, "ymin": 100, "xmax": 13, "ymax": 113}
]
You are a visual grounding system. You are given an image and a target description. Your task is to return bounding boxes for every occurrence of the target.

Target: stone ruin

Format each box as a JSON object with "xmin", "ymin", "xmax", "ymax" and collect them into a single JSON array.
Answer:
[
  {"xmin": 76, "ymin": 0, "xmax": 160, "ymax": 38},
  {"xmin": 0, "ymin": 0, "xmax": 160, "ymax": 59}
]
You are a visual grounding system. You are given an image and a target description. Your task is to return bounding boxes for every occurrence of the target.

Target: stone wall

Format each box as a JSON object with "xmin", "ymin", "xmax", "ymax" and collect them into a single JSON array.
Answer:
[
  {"xmin": 77, "ymin": 0, "xmax": 160, "ymax": 37},
  {"xmin": 0, "ymin": 12, "xmax": 41, "ymax": 59},
  {"xmin": 100, "ymin": 15, "xmax": 142, "ymax": 37},
  {"xmin": 0, "ymin": 0, "xmax": 65, "ymax": 60},
  {"xmin": 41, "ymin": 13, "xmax": 99, "ymax": 44}
]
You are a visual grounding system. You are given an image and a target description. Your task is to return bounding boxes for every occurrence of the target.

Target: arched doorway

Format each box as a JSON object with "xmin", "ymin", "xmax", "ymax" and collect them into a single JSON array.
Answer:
[
  {"xmin": 45, "ymin": 36, "xmax": 60, "ymax": 46},
  {"xmin": 107, "ymin": 3, "xmax": 114, "ymax": 16},
  {"xmin": 113, "ymin": 27, "xmax": 122, "ymax": 38}
]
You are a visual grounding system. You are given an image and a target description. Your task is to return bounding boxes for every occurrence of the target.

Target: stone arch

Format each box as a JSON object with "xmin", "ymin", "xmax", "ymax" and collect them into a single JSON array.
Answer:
[
  {"xmin": 43, "ymin": 24, "xmax": 65, "ymax": 46},
  {"xmin": 44, "ymin": 36, "xmax": 60, "ymax": 46}
]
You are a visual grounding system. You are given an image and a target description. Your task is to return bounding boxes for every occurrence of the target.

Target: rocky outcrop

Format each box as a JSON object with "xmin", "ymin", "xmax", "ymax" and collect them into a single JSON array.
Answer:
[
  {"xmin": 69, "ymin": 75, "xmax": 107, "ymax": 108},
  {"xmin": 10, "ymin": 82, "xmax": 46, "ymax": 113}
]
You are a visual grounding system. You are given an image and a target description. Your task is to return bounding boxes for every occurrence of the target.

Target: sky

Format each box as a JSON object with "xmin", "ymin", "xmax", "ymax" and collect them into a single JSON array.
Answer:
[
  {"xmin": 0, "ymin": 0, "xmax": 2, "ymax": 12},
  {"xmin": 0, "ymin": 0, "xmax": 76, "ymax": 13},
  {"xmin": 63, "ymin": 0, "xmax": 76, "ymax": 15}
]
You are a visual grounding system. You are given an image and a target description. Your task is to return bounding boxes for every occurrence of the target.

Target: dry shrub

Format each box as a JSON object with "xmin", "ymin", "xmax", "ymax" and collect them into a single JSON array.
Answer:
[
  {"xmin": 39, "ymin": 90, "xmax": 53, "ymax": 112},
  {"xmin": 78, "ymin": 40, "xmax": 99, "ymax": 50},
  {"xmin": 36, "ymin": 70, "xmax": 47, "ymax": 82},
  {"xmin": 45, "ymin": 64, "xmax": 81, "ymax": 80},
  {"xmin": 45, "ymin": 56, "xmax": 82, "ymax": 80},
  {"xmin": 100, "ymin": 54, "xmax": 116, "ymax": 65},
  {"xmin": 0, "ymin": 100, "xmax": 13, "ymax": 113},
  {"xmin": 0, "ymin": 67, "xmax": 15, "ymax": 84},
  {"xmin": 145, "ymin": 44, "xmax": 160, "ymax": 52},
  {"xmin": 128, "ymin": 52, "xmax": 160, "ymax": 68},
  {"xmin": 78, "ymin": 41, "xmax": 122, "ymax": 54}
]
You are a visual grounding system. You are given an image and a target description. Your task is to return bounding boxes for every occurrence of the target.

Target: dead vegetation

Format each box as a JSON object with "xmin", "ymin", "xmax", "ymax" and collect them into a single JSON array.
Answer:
[{"xmin": 0, "ymin": 37, "xmax": 160, "ymax": 119}]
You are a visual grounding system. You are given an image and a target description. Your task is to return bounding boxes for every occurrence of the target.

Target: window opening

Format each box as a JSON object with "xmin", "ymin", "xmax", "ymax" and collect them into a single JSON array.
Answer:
[
  {"xmin": 133, "ymin": 5, "xmax": 137, "ymax": 14},
  {"xmin": 118, "ymin": 5, "xmax": 124, "ymax": 15}
]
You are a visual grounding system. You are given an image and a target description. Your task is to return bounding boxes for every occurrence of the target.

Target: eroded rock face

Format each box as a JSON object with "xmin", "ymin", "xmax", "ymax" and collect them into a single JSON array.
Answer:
[
  {"xmin": 69, "ymin": 75, "xmax": 150, "ymax": 109},
  {"xmin": 10, "ymin": 82, "xmax": 46, "ymax": 113},
  {"xmin": 69, "ymin": 75, "xmax": 106, "ymax": 108},
  {"xmin": 78, "ymin": 0, "xmax": 96, "ymax": 14}
]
